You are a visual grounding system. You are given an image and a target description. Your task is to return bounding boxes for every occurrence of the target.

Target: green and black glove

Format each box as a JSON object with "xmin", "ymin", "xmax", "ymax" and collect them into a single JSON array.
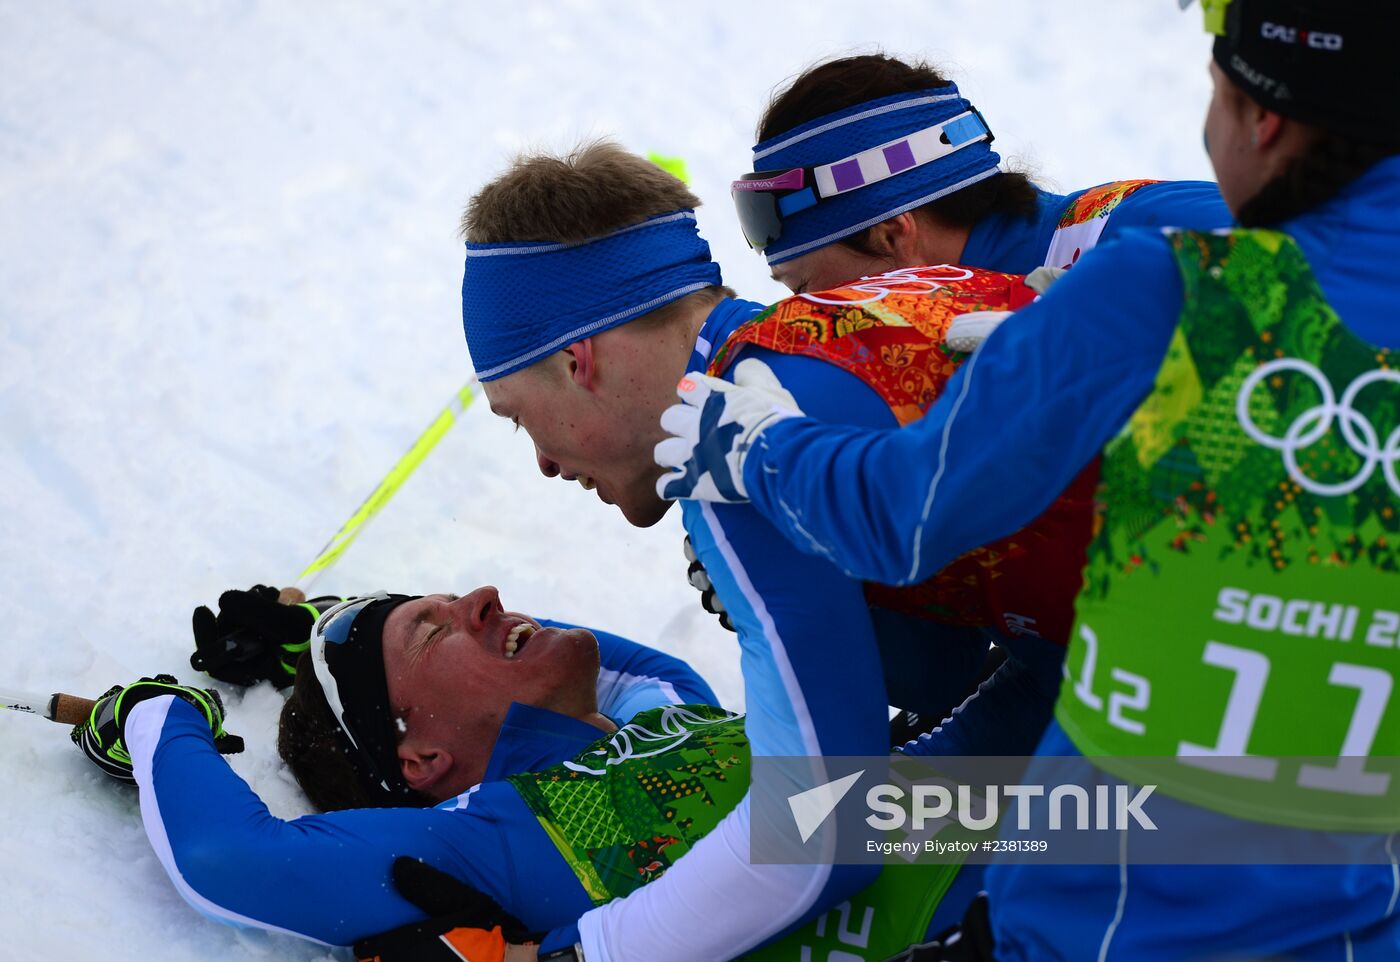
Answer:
[
  {"xmin": 190, "ymin": 585, "xmax": 337, "ymax": 689},
  {"xmin": 71, "ymin": 674, "xmax": 244, "ymax": 782}
]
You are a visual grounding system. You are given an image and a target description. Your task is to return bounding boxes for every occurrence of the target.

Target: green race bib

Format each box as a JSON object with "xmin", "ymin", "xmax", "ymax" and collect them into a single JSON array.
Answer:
[{"xmin": 1056, "ymin": 229, "xmax": 1400, "ymax": 831}]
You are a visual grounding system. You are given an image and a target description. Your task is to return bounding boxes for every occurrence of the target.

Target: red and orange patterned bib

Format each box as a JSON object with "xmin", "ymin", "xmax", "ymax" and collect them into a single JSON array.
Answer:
[{"xmin": 710, "ymin": 265, "xmax": 1097, "ymax": 643}]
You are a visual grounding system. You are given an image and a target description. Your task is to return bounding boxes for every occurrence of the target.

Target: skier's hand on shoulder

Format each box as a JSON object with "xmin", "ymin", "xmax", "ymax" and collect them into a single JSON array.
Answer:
[
  {"xmin": 1025, "ymin": 264, "xmax": 1067, "ymax": 296},
  {"xmin": 71, "ymin": 675, "xmax": 244, "ymax": 782},
  {"xmin": 190, "ymin": 585, "xmax": 337, "ymax": 689},
  {"xmin": 355, "ymin": 858, "xmax": 544, "ymax": 962},
  {"xmin": 654, "ymin": 358, "xmax": 803, "ymax": 504},
  {"xmin": 943, "ymin": 265, "xmax": 1068, "ymax": 353}
]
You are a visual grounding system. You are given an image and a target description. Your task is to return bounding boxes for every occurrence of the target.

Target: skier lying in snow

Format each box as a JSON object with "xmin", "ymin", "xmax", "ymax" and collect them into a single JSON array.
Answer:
[
  {"xmin": 71, "ymin": 586, "xmax": 964, "ymax": 962},
  {"xmin": 187, "ymin": 584, "xmax": 715, "ymax": 809}
]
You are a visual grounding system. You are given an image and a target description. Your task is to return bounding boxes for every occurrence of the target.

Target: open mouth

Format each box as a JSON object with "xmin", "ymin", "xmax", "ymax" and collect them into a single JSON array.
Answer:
[
  {"xmin": 576, "ymin": 474, "xmax": 597, "ymax": 491},
  {"xmin": 504, "ymin": 622, "xmax": 537, "ymax": 659}
]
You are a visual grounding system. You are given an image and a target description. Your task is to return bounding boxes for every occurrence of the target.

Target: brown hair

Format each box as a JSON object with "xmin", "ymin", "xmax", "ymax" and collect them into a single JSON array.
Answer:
[
  {"xmin": 462, "ymin": 140, "xmax": 700, "ymax": 243},
  {"xmin": 1235, "ymin": 129, "xmax": 1400, "ymax": 228},
  {"xmin": 757, "ymin": 53, "xmax": 1040, "ymax": 254},
  {"xmin": 461, "ymin": 138, "xmax": 732, "ymax": 316},
  {"xmin": 277, "ymin": 652, "xmax": 433, "ymax": 812}
]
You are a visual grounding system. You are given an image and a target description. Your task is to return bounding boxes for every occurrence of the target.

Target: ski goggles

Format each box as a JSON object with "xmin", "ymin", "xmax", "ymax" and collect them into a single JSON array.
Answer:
[
  {"xmin": 310, "ymin": 591, "xmax": 424, "ymax": 805},
  {"xmin": 731, "ymin": 109, "xmax": 994, "ymax": 251}
]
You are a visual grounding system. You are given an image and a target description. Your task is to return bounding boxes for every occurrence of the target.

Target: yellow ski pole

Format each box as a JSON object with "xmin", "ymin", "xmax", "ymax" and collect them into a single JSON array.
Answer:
[
  {"xmin": 278, "ymin": 376, "xmax": 478, "ymax": 605},
  {"xmin": 4, "ymin": 380, "xmax": 479, "ymax": 733}
]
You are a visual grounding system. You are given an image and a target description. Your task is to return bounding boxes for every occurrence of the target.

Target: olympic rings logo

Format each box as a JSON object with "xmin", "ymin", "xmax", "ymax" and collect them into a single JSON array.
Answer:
[
  {"xmin": 800, "ymin": 265, "xmax": 974, "ymax": 306},
  {"xmin": 1236, "ymin": 357, "xmax": 1400, "ymax": 497}
]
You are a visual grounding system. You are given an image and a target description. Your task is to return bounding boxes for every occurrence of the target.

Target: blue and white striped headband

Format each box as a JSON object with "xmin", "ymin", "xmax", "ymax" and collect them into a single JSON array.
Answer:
[
  {"xmin": 750, "ymin": 85, "xmax": 1001, "ymax": 265},
  {"xmin": 461, "ymin": 210, "xmax": 723, "ymax": 382}
]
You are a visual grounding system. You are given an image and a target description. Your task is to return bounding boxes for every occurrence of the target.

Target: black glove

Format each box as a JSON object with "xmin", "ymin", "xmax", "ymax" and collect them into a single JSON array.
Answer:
[
  {"xmin": 890, "ymin": 709, "xmax": 933, "ymax": 750},
  {"xmin": 684, "ymin": 536, "xmax": 734, "ymax": 632},
  {"xmin": 354, "ymin": 857, "xmax": 538, "ymax": 962},
  {"xmin": 71, "ymin": 674, "xmax": 244, "ymax": 782},
  {"xmin": 882, "ymin": 894, "xmax": 996, "ymax": 961},
  {"xmin": 190, "ymin": 585, "xmax": 336, "ymax": 689},
  {"xmin": 892, "ymin": 648, "xmax": 1009, "ymax": 750}
]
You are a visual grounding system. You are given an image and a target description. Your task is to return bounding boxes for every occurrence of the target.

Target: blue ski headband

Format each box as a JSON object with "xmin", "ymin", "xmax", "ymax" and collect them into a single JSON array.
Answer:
[
  {"xmin": 461, "ymin": 210, "xmax": 723, "ymax": 381},
  {"xmin": 750, "ymin": 85, "xmax": 1002, "ymax": 265}
]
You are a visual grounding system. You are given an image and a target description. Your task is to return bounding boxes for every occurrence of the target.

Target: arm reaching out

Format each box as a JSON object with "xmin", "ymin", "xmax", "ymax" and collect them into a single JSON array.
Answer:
[
  {"xmin": 123, "ymin": 696, "xmax": 515, "ymax": 945},
  {"xmin": 657, "ymin": 233, "xmax": 1185, "ymax": 585}
]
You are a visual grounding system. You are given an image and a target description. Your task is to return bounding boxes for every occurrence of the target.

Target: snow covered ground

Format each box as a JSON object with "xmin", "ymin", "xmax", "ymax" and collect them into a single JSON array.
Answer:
[{"xmin": 0, "ymin": 2, "xmax": 1214, "ymax": 957}]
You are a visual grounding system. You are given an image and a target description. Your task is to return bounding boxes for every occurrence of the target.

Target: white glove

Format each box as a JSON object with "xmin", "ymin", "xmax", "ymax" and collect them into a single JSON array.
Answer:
[
  {"xmin": 1025, "ymin": 265, "xmax": 1067, "ymax": 295},
  {"xmin": 654, "ymin": 358, "xmax": 803, "ymax": 503},
  {"xmin": 944, "ymin": 309, "xmax": 1013, "ymax": 353},
  {"xmin": 942, "ymin": 265, "xmax": 1069, "ymax": 352}
]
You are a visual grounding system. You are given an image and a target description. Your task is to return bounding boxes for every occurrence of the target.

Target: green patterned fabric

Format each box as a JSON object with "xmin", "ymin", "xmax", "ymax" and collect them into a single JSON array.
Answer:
[
  {"xmin": 1056, "ymin": 229, "xmax": 1400, "ymax": 831},
  {"xmin": 509, "ymin": 705, "xmax": 960, "ymax": 959},
  {"xmin": 507, "ymin": 705, "xmax": 750, "ymax": 904}
]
